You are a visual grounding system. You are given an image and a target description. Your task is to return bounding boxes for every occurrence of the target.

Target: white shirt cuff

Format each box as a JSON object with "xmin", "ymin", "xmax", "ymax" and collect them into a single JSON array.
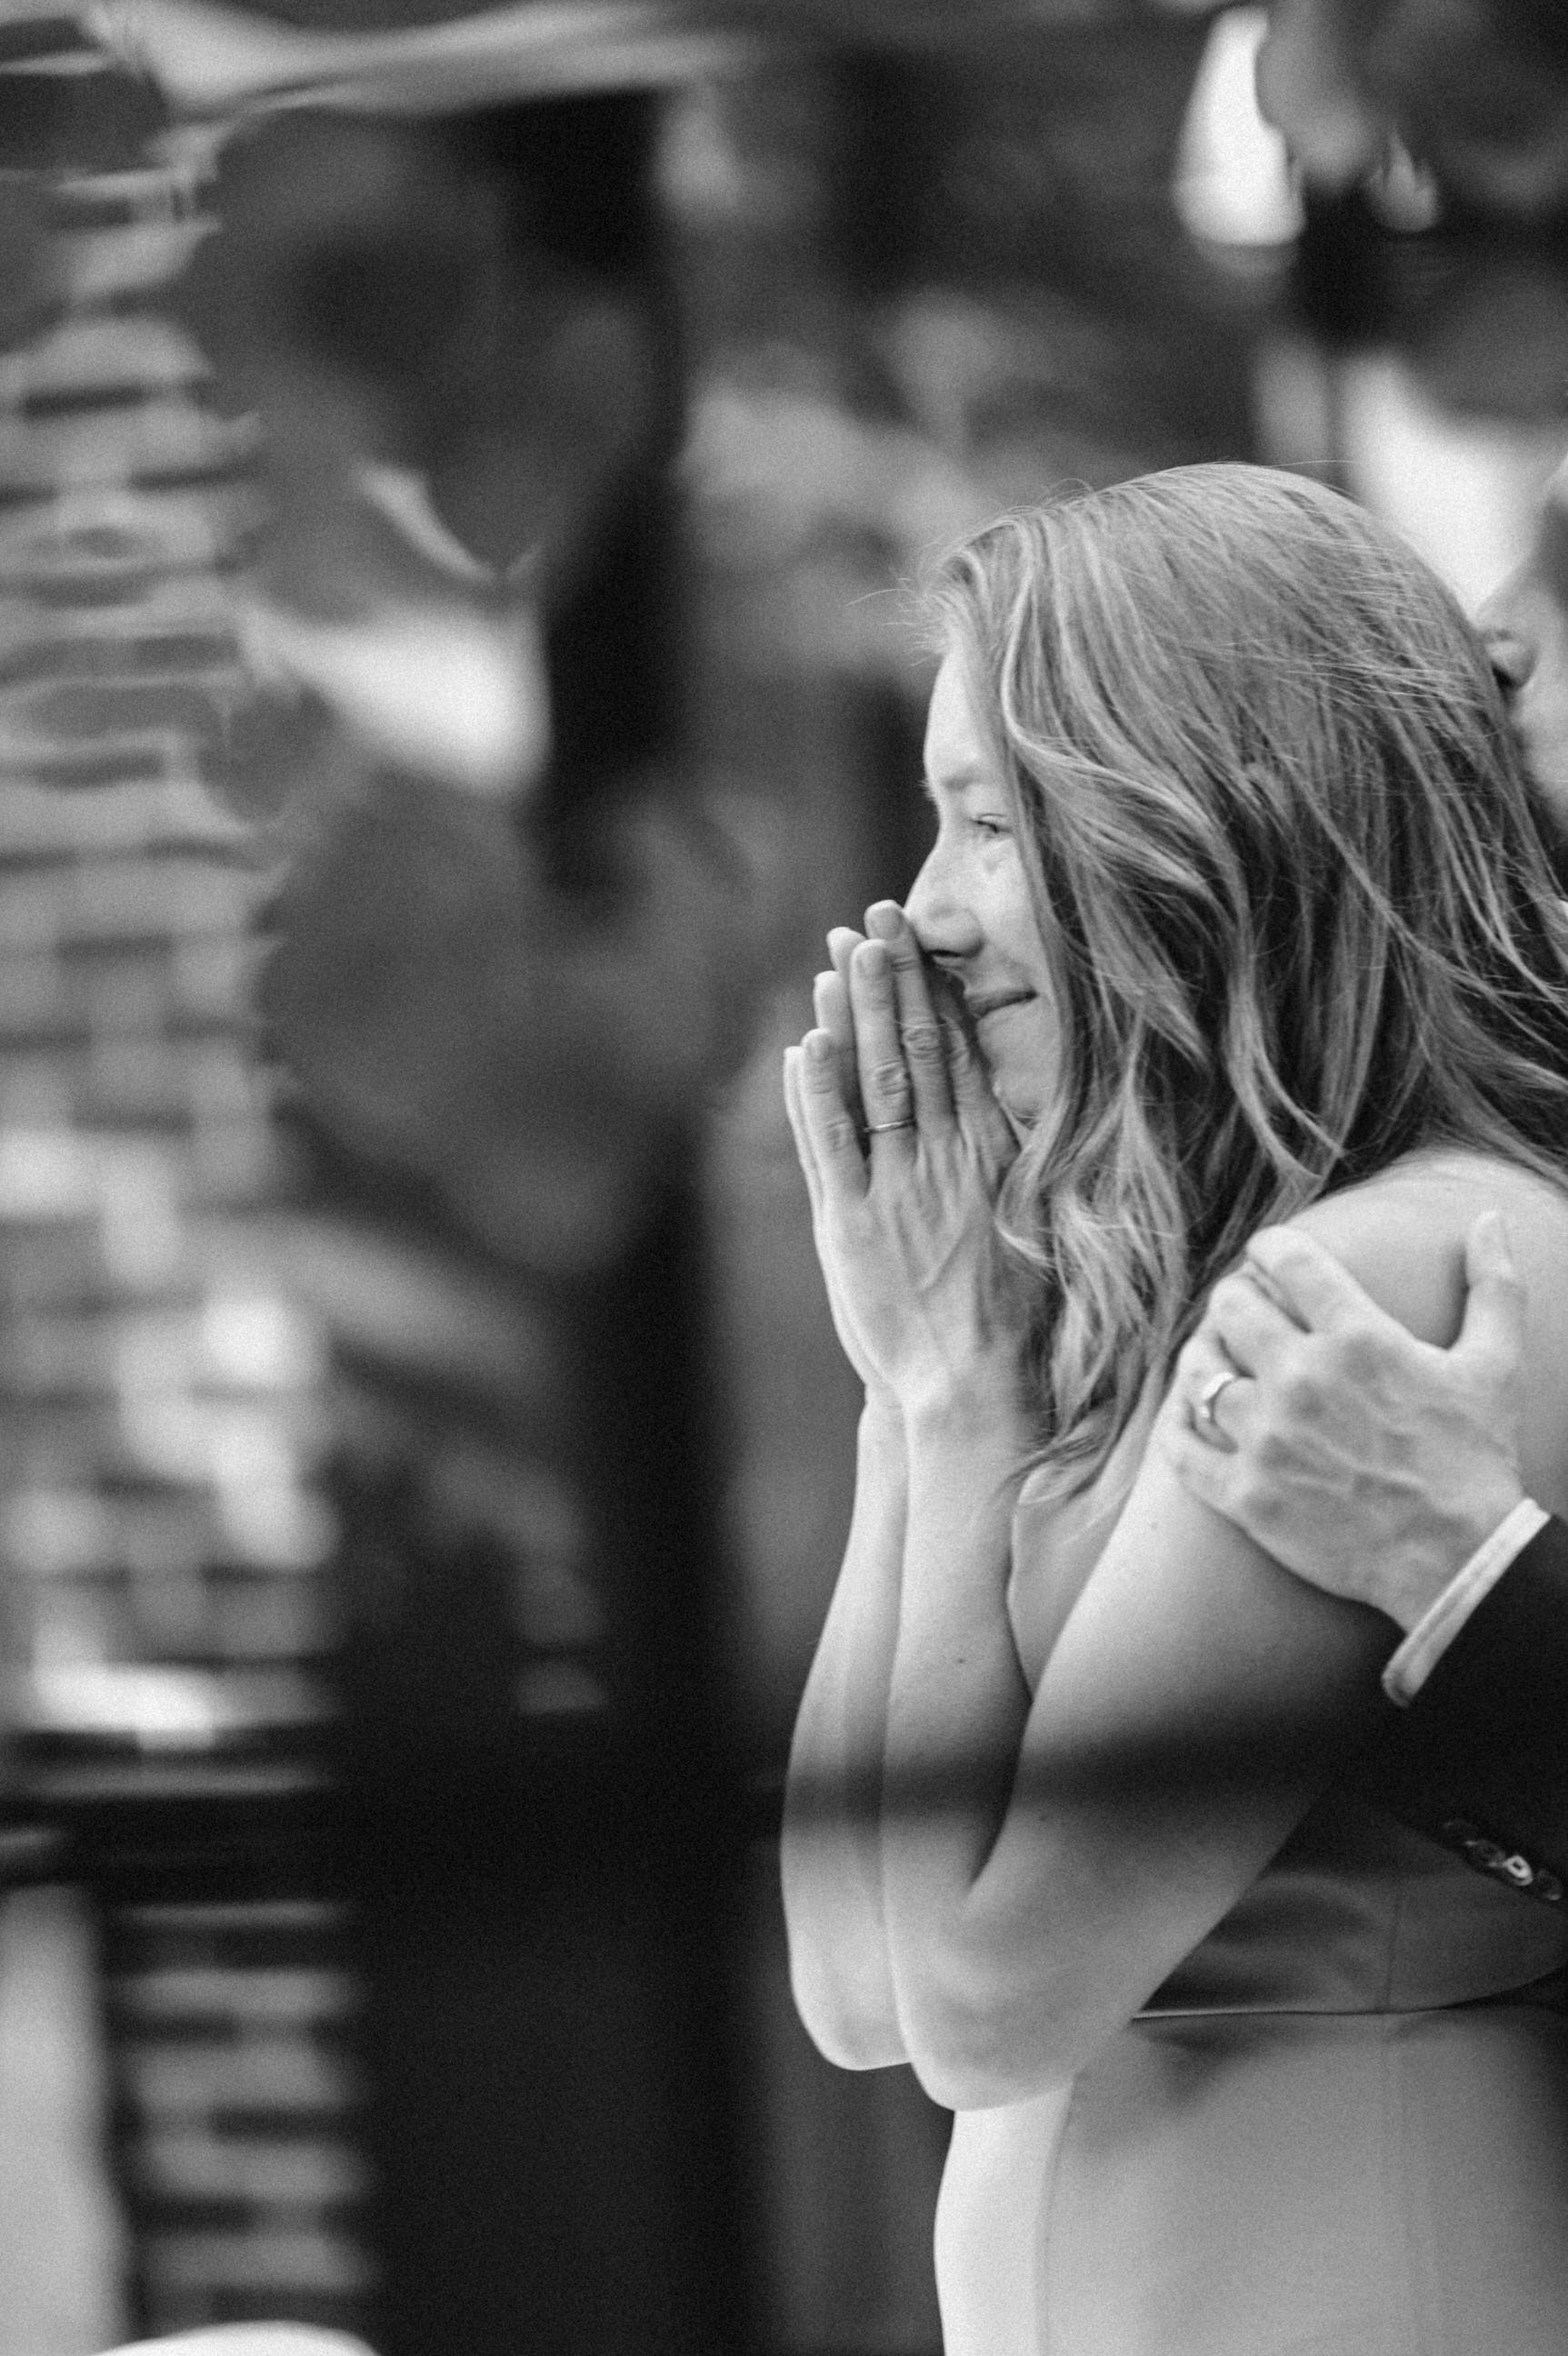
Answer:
[{"xmin": 1381, "ymin": 1499, "xmax": 1551, "ymax": 1708}]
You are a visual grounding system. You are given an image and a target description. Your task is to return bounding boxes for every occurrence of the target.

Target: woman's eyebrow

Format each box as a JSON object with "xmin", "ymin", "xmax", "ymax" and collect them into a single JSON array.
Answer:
[{"xmin": 922, "ymin": 766, "xmax": 992, "ymax": 801}]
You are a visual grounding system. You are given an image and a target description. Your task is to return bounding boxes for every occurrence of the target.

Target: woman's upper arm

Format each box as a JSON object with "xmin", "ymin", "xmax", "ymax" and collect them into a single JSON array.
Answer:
[
  {"xmin": 990, "ymin": 1435, "xmax": 1391, "ymax": 2076},
  {"xmin": 979, "ymin": 1189, "xmax": 1461, "ymax": 2084}
]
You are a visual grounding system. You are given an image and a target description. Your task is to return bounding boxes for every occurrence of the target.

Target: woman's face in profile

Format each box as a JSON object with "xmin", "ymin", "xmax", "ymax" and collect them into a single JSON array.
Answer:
[{"xmin": 904, "ymin": 648, "xmax": 1061, "ymax": 1127}]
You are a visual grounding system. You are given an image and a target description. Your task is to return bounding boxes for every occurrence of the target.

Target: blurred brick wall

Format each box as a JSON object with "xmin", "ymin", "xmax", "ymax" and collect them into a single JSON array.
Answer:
[{"xmin": 0, "ymin": 16, "xmax": 372, "ymax": 2339}]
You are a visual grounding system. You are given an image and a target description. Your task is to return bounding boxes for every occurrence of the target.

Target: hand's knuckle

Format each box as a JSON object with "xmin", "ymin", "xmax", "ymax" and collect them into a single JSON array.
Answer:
[
  {"xmin": 1336, "ymin": 1326, "xmax": 1390, "ymax": 1385},
  {"xmin": 1207, "ymin": 1272, "xmax": 1250, "ymax": 1324},
  {"xmin": 1253, "ymin": 1428, "xmax": 1293, "ymax": 1477},
  {"xmin": 902, "ymin": 1019, "xmax": 944, "ymax": 1063},
  {"xmin": 1232, "ymin": 1473, "xmax": 1277, "ymax": 1532},
  {"xmin": 1279, "ymin": 1365, "xmax": 1325, "ymax": 1419},
  {"xmin": 870, "ymin": 1058, "xmax": 910, "ymax": 1094},
  {"xmin": 1257, "ymin": 1228, "xmax": 1311, "ymax": 1275}
]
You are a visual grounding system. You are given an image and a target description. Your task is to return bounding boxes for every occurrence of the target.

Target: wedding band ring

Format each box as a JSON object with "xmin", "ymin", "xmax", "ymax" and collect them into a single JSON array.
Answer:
[
  {"xmin": 866, "ymin": 1117, "xmax": 915, "ymax": 1133},
  {"xmin": 1196, "ymin": 1368, "xmax": 1240, "ymax": 1433}
]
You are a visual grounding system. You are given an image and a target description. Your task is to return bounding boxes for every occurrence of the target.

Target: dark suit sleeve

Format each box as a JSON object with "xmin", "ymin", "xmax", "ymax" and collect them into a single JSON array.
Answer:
[{"xmin": 1347, "ymin": 1517, "xmax": 1568, "ymax": 1903}]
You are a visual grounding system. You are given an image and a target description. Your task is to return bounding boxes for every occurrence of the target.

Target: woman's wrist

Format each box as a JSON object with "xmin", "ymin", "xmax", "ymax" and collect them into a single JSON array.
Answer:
[{"xmin": 902, "ymin": 1367, "xmax": 1032, "ymax": 1455}]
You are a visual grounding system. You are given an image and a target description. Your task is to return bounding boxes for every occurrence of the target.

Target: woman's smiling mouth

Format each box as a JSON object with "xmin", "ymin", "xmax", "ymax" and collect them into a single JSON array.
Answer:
[{"xmin": 967, "ymin": 989, "xmax": 1037, "ymax": 1022}]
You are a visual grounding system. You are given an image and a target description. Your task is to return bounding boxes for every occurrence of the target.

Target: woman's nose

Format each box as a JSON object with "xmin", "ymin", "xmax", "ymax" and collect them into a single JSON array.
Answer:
[{"xmin": 904, "ymin": 842, "xmax": 981, "ymax": 957}]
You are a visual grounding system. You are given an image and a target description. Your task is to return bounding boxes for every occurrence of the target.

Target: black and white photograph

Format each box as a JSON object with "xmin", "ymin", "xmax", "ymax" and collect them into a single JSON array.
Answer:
[{"xmin": 2, "ymin": 5, "xmax": 1567, "ymax": 2353}]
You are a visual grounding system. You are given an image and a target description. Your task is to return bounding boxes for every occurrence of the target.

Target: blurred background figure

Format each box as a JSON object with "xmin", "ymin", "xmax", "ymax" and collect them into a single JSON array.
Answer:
[
  {"xmin": 1255, "ymin": 0, "xmax": 1568, "ymax": 221},
  {"xmin": 1, "ymin": 3, "xmax": 1566, "ymax": 2354}
]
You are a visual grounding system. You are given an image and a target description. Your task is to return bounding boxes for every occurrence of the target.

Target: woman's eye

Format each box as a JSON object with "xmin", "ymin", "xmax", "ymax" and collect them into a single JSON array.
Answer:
[{"xmin": 971, "ymin": 815, "xmax": 1012, "ymax": 842}]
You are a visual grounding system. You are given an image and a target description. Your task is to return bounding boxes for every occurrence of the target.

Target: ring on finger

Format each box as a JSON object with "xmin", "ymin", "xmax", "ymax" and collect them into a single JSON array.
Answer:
[
  {"xmin": 867, "ymin": 1117, "xmax": 915, "ymax": 1134},
  {"xmin": 1194, "ymin": 1366, "xmax": 1241, "ymax": 1438}
]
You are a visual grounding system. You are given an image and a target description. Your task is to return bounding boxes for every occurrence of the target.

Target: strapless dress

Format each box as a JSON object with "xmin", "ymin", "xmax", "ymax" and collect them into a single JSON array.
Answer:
[{"xmin": 935, "ymin": 1486, "xmax": 1568, "ymax": 2356}]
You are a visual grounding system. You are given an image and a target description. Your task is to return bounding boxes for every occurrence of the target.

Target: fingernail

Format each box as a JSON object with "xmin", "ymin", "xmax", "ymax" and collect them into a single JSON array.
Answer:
[
  {"xmin": 854, "ymin": 939, "xmax": 891, "ymax": 976},
  {"xmin": 804, "ymin": 1029, "xmax": 833, "ymax": 1063},
  {"xmin": 865, "ymin": 903, "xmax": 902, "ymax": 940}
]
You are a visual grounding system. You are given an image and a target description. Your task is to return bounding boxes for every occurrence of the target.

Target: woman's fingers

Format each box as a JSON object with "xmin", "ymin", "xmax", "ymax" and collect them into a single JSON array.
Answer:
[
  {"xmin": 825, "ymin": 926, "xmax": 868, "ymax": 1135},
  {"xmin": 1169, "ymin": 1326, "xmax": 1250, "ymax": 1459},
  {"xmin": 941, "ymin": 1003, "xmax": 1018, "ymax": 1173},
  {"xmin": 865, "ymin": 902, "xmax": 953, "ymax": 1131},
  {"xmin": 827, "ymin": 925, "xmax": 864, "ymax": 993},
  {"xmin": 848, "ymin": 938, "xmax": 917, "ymax": 1143},
  {"xmin": 783, "ymin": 1046, "xmax": 825, "ymax": 1223},
  {"xmin": 813, "ymin": 967, "xmax": 864, "ymax": 1131},
  {"xmin": 797, "ymin": 1027, "xmax": 869, "ymax": 1198}
]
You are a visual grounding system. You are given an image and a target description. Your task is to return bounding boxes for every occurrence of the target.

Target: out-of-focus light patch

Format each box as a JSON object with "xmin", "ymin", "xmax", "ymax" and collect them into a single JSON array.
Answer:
[
  {"xmin": 356, "ymin": 464, "xmax": 500, "ymax": 588},
  {"xmin": 654, "ymin": 82, "xmax": 748, "ymax": 225},
  {"xmin": 116, "ymin": 1390, "xmax": 311, "ymax": 1508},
  {"xmin": 243, "ymin": 596, "xmax": 552, "ymax": 799},
  {"xmin": 118, "ymin": 1387, "xmax": 227, "ymax": 1484},
  {"xmin": 96, "ymin": 1142, "xmax": 183, "ymax": 1285},
  {"xmin": 0, "ymin": 1127, "xmax": 98, "ymax": 1219},
  {"xmin": 3, "ymin": 1486, "xmax": 115, "ymax": 1579},
  {"xmin": 24, "ymin": 1662, "xmax": 228, "ymax": 1750},
  {"xmin": 0, "ymin": 1060, "xmax": 70, "ymax": 1126},
  {"xmin": 215, "ymin": 1483, "xmax": 335, "ymax": 1573},
  {"xmin": 109, "ymin": 2320, "xmax": 374, "ymax": 2356},
  {"xmin": 185, "ymin": 1038, "xmax": 266, "ymax": 1124},
  {"xmin": 205, "ymin": 1409, "xmax": 295, "ymax": 1492},
  {"xmin": 113, "ymin": 1307, "xmax": 201, "ymax": 1400},
  {"xmin": 102, "ymin": 0, "xmax": 751, "ymax": 115},
  {"xmin": 0, "ymin": 312, "xmax": 208, "ymax": 403},
  {"xmin": 0, "ymin": 950, "xmax": 65, "ymax": 1034},
  {"xmin": 1336, "ymin": 354, "xmax": 1566, "ymax": 605},
  {"xmin": 1365, "ymin": 138, "xmax": 1443, "ymax": 234},
  {"xmin": 94, "ymin": 1371, "xmax": 335, "ymax": 1563},
  {"xmin": 27, "ymin": 1595, "xmax": 109, "ymax": 1668},
  {"xmin": 1174, "ymin": 6, "xmax": 1304, "ymax": 247},
  {"xmin": 201, "ymin": 1293, "xmax": 325, "ymax": 1391},
  {"xmin": 172, "ymin": 932, "xmax": 255, "ymax": 1024}
]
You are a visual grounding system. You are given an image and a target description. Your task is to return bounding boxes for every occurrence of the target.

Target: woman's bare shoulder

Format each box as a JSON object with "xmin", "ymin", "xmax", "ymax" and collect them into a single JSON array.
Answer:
[
  {"xmin": 1285, "ymin": 1149, "xmax": 1568, "ymax": 1509},
  {"xmin": 1284, "ymin": 1148, "xmax": 1568, "ymax": 1349}
]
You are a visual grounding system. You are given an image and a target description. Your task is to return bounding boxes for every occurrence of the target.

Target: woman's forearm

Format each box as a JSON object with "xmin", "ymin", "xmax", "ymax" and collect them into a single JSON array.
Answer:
[
  {"xmin": 781, "ymin": 1398, "xmax": 911, "ymax": 2069},
  {"xmin": 881, "ymin": 1388, "xmax": 1035, "ymax": 2104}
]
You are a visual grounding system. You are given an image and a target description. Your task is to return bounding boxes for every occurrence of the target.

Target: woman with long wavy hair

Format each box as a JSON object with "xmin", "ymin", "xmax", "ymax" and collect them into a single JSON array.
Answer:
[{"xmin": 781, "ymin": 464, "xmax": 1568, "ymax": 2356}]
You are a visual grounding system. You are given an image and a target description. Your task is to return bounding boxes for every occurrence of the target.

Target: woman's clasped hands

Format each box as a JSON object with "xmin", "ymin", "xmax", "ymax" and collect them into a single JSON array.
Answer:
[{"xmin": 783, "ymin": 901, "xmax": 1026, "ymax": 1417}]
